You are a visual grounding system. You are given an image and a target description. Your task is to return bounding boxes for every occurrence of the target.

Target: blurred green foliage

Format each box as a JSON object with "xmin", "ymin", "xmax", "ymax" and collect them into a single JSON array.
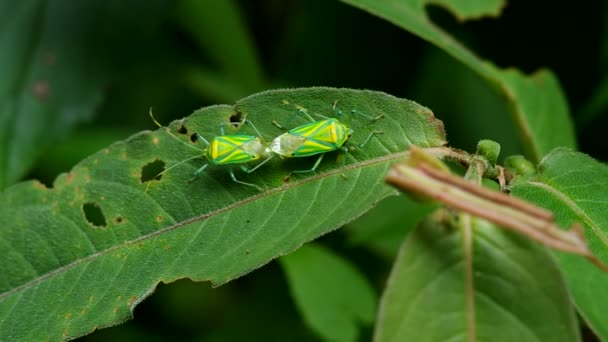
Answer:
[{"xmin": 2, "ymin": 0, "xmax": 606, "ymax": 340}]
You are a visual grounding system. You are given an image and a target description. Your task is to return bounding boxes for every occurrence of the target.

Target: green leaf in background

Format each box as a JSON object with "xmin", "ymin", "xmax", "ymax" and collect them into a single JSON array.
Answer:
[
  {"xmin": 0, "ymin": 87, "xmax": 445, "ymax": 341},
  {"xmin": 0, "ymin": 1, "xmax": 174, "ymax": 190},
  {"xmin": 0, "ymin": 2, "xmax": 105, "ymax": 188},
  {"xmin": 346, "ymin": 195, "xmax": 435, "ymax": 259},
  {"xmin": 176, "ymin": 0, "xmax": 266, "ymax": 101},
  {"xmin": 409, "ymin": 47, "xmax": 522, "ymax": 156},
  {"xmin": 280, "ymin": 243, "xmax": 376, "ymax": 342},
  {"xmin": 375, "ymin": 212, "xmax": 580, "ymax": 342},
  {"xmin": 340, "ymin": 0, "xmax": 576, "ymax": 162},
  {"xmin": 510, "ymin": 148, "xmax": 608, "ymax": 340}
]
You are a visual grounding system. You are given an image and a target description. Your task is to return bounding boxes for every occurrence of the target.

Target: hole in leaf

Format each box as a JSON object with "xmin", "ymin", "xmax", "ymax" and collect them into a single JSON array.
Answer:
[
  {"xmin": 178, "ymin": 124, "xmax": 188, "ymax": 134},
  {"xmin": 229, "ymin": 111, "xmax": 244, "ymax": 127},
  {"xmin": 141, "ymin": 159, "xmax": 166, "ymax": 182},
  {"xmin": 83, "ymin": 202, "xmax": 107, "ymax": 227},
  {"xmin": 190, "ymin": 133, "xmax": 198, "ymax": 143}
]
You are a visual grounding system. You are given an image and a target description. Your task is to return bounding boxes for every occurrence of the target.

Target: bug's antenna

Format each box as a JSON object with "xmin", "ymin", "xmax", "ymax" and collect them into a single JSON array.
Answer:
[
  {"xmin": 149, "ymin": 107, "xmax": 164, "ymax": 128},
  {"xmin": 149, "ymin": 108, "xmax": 204, "ymax": 154}
]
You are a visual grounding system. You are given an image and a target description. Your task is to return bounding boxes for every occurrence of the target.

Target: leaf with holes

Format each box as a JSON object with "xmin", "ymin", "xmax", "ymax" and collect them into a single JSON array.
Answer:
[
  {"xmin": 510, "ymin": 148, "xmax": 608, "ymax": 340},
  {"xmin": 375, "ymin": 212, "xmax": 579, "ymax": 342},
  {"xmin": 0, "ymin": 87, "xmax": 446, "ymax": 341},
  {"xmin": 340, "ymin": 0, "xmax": 576, "ymax": 162}
]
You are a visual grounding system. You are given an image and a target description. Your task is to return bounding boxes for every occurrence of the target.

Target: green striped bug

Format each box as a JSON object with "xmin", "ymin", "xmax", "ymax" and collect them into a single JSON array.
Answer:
[
  {"xmin": 270, "ymin": 104, "xmax": 382, "ymax": 173},
  {"xmin": 149, "ymin": 110, "xmax": 272, "ymax": 191}
]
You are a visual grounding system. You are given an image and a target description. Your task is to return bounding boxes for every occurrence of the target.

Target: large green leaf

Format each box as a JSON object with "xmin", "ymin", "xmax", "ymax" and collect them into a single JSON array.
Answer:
[
  {"xmin": 340, "ymin": 0, "xmax": 576, "ymax": 162},
  {"xmin": 0, "ymin": 87, "xmax": 445, "ymax": 341},
  {"xmin": 510, "ymin": 148, "xmax": 608, "ymax": 340},
  {"xmin": 375, "ymin": 212, "xmax": 580, "ymax": 342},
  {"xmin": 280, "ymin": 243, "xmax": 376, "ymax": 342}
]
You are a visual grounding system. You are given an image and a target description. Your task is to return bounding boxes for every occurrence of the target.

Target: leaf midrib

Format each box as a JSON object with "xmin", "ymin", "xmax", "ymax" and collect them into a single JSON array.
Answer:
[{"xmin": 0, "ymin": 147, "xmax": 430, "ymax": 299}]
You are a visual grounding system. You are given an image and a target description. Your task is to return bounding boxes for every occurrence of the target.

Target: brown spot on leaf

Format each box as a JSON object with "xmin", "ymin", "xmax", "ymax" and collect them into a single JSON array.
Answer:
[
  {"xmin": 64, "ymin": 313, "xmax": 72, "ymax": 320},
  {"xmin": 163, "ymin": 244, "xmax": 171, "ymax": 250},
  {"xmin": 156, "ymin": 215, "xmax": 164, "ymax": 222},
  {"xmin": 127, "ymin": 296, "xmax": 138, "ymax": 306},
  {"xmin": 80, "ymin": 309, "xmax": 87, "ymax": 315},
  {"xmin": 32, "ymin": 180, "xmax": 50, "ymax": 190},
  {"xmin": 32, "ymin": 81, "xmax": 49, "ymax": 101}
]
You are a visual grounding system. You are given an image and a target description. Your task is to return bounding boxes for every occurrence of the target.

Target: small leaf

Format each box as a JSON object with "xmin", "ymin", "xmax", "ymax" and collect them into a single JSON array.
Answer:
[
  {"xmin": 511, "ymin": 148, "xmax": 608, "ymax": 340},
  {"xmin": 375, "ymin": 212, "xmax": 580, "ymax": 342},
  {"xmin": 280, "ymin": 244, "xmax": 376, "ymax": 342},
  {"xmin": 0, "ymin": 87, "xmax": 445, "ymax": 341},
  {"xmin": 340, "ymin": 0, "xmax": 576, "ymax": 162}
]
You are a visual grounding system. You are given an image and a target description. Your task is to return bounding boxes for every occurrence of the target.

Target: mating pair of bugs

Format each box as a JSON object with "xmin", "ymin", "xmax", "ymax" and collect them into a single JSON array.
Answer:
[{"xmin": 151, "ymin": 106, "xmax": 382, "ymax": 191}]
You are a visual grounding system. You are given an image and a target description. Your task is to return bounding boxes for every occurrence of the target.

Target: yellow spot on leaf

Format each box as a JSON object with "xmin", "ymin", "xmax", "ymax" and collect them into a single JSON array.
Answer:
[
  {"xmin": 156, "ymin": 215, "xmax": 164, "ymax": 222},
  {"xmin": 153, "ymin": 137, "xmax": 160, "ymax": 145},
  {"xmin": 281, "ymin": 99, "xmax": 290, "ymax": 104}
]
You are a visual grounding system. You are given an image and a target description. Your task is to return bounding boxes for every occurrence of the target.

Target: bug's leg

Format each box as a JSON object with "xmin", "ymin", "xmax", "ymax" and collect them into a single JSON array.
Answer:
[
  {"xmin": 229, "ymin": 169, "xmax": 263, "ymax": 191},
  {"xmin": 293, "ymin": 154, "xmax": 325, "ymax": 174},
  {"xmin": 339, "ymin": 146, "xmax": 350, "ymax": 179},
  {"xmin": 242, "ymin": 155, "xmax": 274, "ymax": 174},
  {"xmin": 188, "ymin": 163, "xmax": 210, "ymax": 182},
  {"xmin": 243, "ymin": 119, "xmax": 264, "ymax": 138},
  {"xmin": 274, "ymin": 107, "xmax": 323, "ymax": 130},
  {"xmin": 358, "ymin": 130, "xmax": 384, "ymax": 147},
  {"xmin": 350, "ymin": 109, "xmax": 384, "ymax": 122},
  {"xmin": 196, "ymin": 133, "xmax": 210, "ymax": 148}
]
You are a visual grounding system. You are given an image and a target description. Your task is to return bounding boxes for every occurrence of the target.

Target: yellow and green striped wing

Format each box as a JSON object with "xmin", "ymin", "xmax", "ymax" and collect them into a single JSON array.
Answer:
[
  {"xmin": 208, "ymin": 135, "xmax": 258, "ymax": 165},
  {"xmin": 289, "ymin": 119, "xmax": 350, "ymax": 157}
]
